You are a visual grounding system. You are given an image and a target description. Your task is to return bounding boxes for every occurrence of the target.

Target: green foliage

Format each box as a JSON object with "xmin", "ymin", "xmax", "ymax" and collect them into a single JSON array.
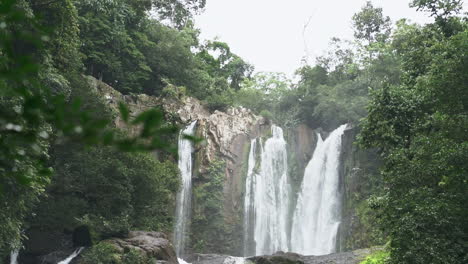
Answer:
[
  {"xmin": 352, "ymin": 1, "xmax": 391, "ymax": 45},
  {"xmin": 410, "ymin": 0, "xmax": 463, "ymax": 19},
  {"xmin": 360, "ymin": 250, "xmax": 389, "ymax": 264},
  {"xmin": 191, "ymin": 160, "xmax": 238, "ymax": 253},
  {"xmin": 205, "ymin": 89, "xmax": 235, "ymax": 112},
  {"xmin": 259, "ymin": 110, "xmax": 273, "ymax": 121},
  {"xmin": 0, "ymin": 0, "xmax": 203, "ymax": 257},
  {"xmin": 80, "ymin": 242, "xmax": 152, "ymax": 264},
  {"xmin": 29, "ymin": 143, "xmax": 180, "ymax": 240},
  {"xmin": 359, "ymin": 12, "xmax": 468, "ymax": 264}
]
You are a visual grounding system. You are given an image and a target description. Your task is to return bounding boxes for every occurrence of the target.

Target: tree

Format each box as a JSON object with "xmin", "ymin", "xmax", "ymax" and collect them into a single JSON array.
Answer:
[
  {"xmin": 0, "ymin": 0, "xmax": 182, "ymax": 256},
  {"xmin": 151, "ymin": 0, "xmax": 207, "ymax": 28},
  {"xmin": 359, "ymin": 11, "xmax": 468, "ymax": 264},
  {"xmin": 410, "ymin": 0, "xmax": 463, "ymax": 19},
  {"xmin": 352, "ymin": 1, "xmax": 391, "ymax": 45}
]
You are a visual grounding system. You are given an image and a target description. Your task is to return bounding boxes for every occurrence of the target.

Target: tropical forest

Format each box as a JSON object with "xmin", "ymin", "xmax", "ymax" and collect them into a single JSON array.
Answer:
[{"xmin": 0, "ymin": 0, "xmax": 466, "ymax": 263}]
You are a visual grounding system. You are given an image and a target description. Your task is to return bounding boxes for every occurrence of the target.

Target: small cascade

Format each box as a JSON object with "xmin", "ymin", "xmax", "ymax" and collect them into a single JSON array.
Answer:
[
  {"xmin": 291, "ymin": 124, "xmax": 347, "ymax": 255},
  {"xmin": 10, "ymin": 249, "xmax": 19, "ymax": 264},
  {"xmin": 178, "ymin": 258, "xmax": 192, "ymax": 264},
  {"xmin": 173, "ymin": 121, "xmax": 197, "ymax": 256},
  {"xmin": 243, "ymin": 125, "xmax": 291, "ymax": 256},
  {"xmin": 223, "ymin": 256, "xmax": 246, "ymax": 264},
  {"xmin": 58, "ymin": 247, "xmax": 84, "ymax": 264}
]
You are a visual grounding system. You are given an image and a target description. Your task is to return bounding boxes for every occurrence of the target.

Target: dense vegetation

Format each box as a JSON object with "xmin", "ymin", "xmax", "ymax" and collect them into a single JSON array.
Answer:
[
  {"xmin": 0, "ymin": 0, "xmax": 466, "ymax": 263},
  {"xmin": 359, "ymin": 3, "xmax": 468, "ymax": 263}
]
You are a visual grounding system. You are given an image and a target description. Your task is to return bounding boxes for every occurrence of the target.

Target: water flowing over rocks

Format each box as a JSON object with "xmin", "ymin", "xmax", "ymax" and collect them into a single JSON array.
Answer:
[
  {"xmin": 174, "ymin": 122, "xmax": 198, "ymax": 256},
  {"xmin": 244, "ymin": 126, "xmax": 292, "ymax": 256},
  {"xmin": 291, "ymin": 124, "xmax": 347, "ymax": 255}
]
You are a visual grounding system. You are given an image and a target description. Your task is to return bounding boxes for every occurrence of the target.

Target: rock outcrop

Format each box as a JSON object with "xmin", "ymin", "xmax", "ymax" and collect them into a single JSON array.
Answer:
[
  {"xmin": 90, "ymin": 76, "xmax": 380, "ymax": 256},
  {"xmin": 104, "ymin": 231, "xmax": 179, "ymax": 264},
  {"xmin": 89, "ymin": 76, "xmax": 270, "ymax": 255}
]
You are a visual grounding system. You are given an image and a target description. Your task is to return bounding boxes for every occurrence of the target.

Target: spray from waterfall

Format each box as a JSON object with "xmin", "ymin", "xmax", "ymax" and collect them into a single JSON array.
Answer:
[
  {"xmin": 174, "ymin": 121, "xmax": 197, "ymax": 256},
  {"xmin": 291, "ymin": 124, "xmax": 347, "ymax": 255},
  {"xmin": 243, "ymin": 125, "xmax": 291, "ymax": 256}
]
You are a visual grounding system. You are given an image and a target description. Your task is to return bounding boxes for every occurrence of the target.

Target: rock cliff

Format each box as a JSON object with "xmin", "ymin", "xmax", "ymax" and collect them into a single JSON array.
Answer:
[
  {"xmin": 90, "ymin": 76, "xmax": 381, "ymax": 256},
  {"xmin": 90, "ymin": 76, "xmax": 270, "ymax": 254}
]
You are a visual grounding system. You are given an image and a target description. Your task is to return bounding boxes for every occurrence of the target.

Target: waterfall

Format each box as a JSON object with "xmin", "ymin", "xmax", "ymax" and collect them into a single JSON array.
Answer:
[
  {"xmin": 174, "ymin": 121, "xmax": 197, "ymax": 256},
  {"xmin": 291, "ymin": 124, "xmax": 347, "ymax": 255},
  {"xmin": 243, "ymin": 125, "xmax": 291, "ymax": 256},
  {"xmin": 58, "ymin": 247, "xmax": 84, "ymax": 264},
  {"xmin": 243, "ymin": 139, "xmax": 259, "ymax": 256},
  {"xmin": 10, "ymin": 249, "xmax": 19, "ymax": 264}
]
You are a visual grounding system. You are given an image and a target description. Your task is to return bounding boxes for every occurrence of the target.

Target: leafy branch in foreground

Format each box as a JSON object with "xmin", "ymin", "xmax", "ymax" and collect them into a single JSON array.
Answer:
[{"xmin": 0, "ymin": 0, "xmax": 183, "ymax": 189}]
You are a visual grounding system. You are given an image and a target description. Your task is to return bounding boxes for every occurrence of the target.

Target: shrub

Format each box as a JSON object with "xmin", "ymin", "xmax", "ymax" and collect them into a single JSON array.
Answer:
[
  {"xmin": 360, "ymin": 250, "xmax": 389, "ymax": 264},
  {"xmin": 80, "ymin": 242, "xmax": 152, "ymax": 264}
]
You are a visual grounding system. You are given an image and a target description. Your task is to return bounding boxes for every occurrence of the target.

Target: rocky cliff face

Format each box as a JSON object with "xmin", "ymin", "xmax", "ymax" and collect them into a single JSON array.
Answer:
[
  {"xmin": 90, "ymin": 76, "xmax": 270, "ymax": 255},
  {"xmin": 91, "ymin": 77, "xmax": 381, "ymax": 256}
]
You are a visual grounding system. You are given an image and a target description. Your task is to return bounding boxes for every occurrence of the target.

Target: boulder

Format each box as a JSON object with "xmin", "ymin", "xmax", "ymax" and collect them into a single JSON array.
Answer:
[{"xmin": 105, "ymin": 231, "xmax": 178, "ymax": 264}]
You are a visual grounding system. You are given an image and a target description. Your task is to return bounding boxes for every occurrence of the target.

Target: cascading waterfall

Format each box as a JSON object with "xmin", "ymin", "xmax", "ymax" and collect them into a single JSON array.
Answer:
[
  {"xmin": 58, "ymin": 247, "xmax": 84, "ymax": 264},
  {"xmin": 173, "ymin": 121, "xmax": 197, "ymax": 256},
  {"xmin": 290, "ymin": 124, "xmax": 347, "ymax": 255},
  {"xmin": 243, "ymin": 125, "xmax": 291, "ymax": 256},
  {"xmin": 243, "ymin": 138, "xmax": 260, "ymax": 256}
]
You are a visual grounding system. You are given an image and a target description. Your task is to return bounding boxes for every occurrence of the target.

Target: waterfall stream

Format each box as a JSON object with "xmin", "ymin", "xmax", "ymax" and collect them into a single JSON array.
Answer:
[
  {"xmin": 290, "ymin": 124, "xmax": 347, "ymax": 255},
  {"xmin": 243, "ymin": 125, "xmax": 291, "ymax": 256},
  {"xmin": 57, "ymin": 247, "xmax": 84, "ymax": 264},
  {"xmin": 10, "ymin": 249, "xmax": 19, "ymax": 264},
  {"xmin": 174, "ymin": 121, "xmax": 197, "ymax": 256},
  {"xmin": 243, "ymin": 138, "xmax": 259, "ymax": 256}
]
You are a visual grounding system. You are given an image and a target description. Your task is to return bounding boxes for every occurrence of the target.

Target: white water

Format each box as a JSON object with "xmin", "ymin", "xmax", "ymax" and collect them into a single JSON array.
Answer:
[
  {"xmin": 178, "ymin": 257, "xmax": 192, "ymax": 264},
  {"xmin": 57, "ymin": 247, "xmax": 84, "ymax": 264},
  {"xmin": 291, "ymin": 124, "xmax": 347, "ymax": 255},
  {"xmin": 174, "ymin": 121, "xmax": 197, "ymax": 256},
  {"xmin": 10, "ymin": 249, "xmax": 19, "ymax": 264},
  {"xmin": 223, "ymin": 256, "xmax": 246, "ymax": 264},
  {"xmin": 244, "ymin": 125, "xmax": 291, "ymax": 256}
]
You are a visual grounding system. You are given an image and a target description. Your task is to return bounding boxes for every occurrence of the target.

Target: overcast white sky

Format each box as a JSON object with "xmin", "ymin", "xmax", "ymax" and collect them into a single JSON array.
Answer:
[{"xmin": 195, "ymin": 0, "xmax": 467, "ymax": 76}]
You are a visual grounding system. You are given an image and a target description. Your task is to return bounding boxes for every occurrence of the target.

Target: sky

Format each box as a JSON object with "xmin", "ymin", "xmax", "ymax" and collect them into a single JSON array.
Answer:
[{"xmin": 195, "ymin": 0, "xmax": 467, "ymax": 76}]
